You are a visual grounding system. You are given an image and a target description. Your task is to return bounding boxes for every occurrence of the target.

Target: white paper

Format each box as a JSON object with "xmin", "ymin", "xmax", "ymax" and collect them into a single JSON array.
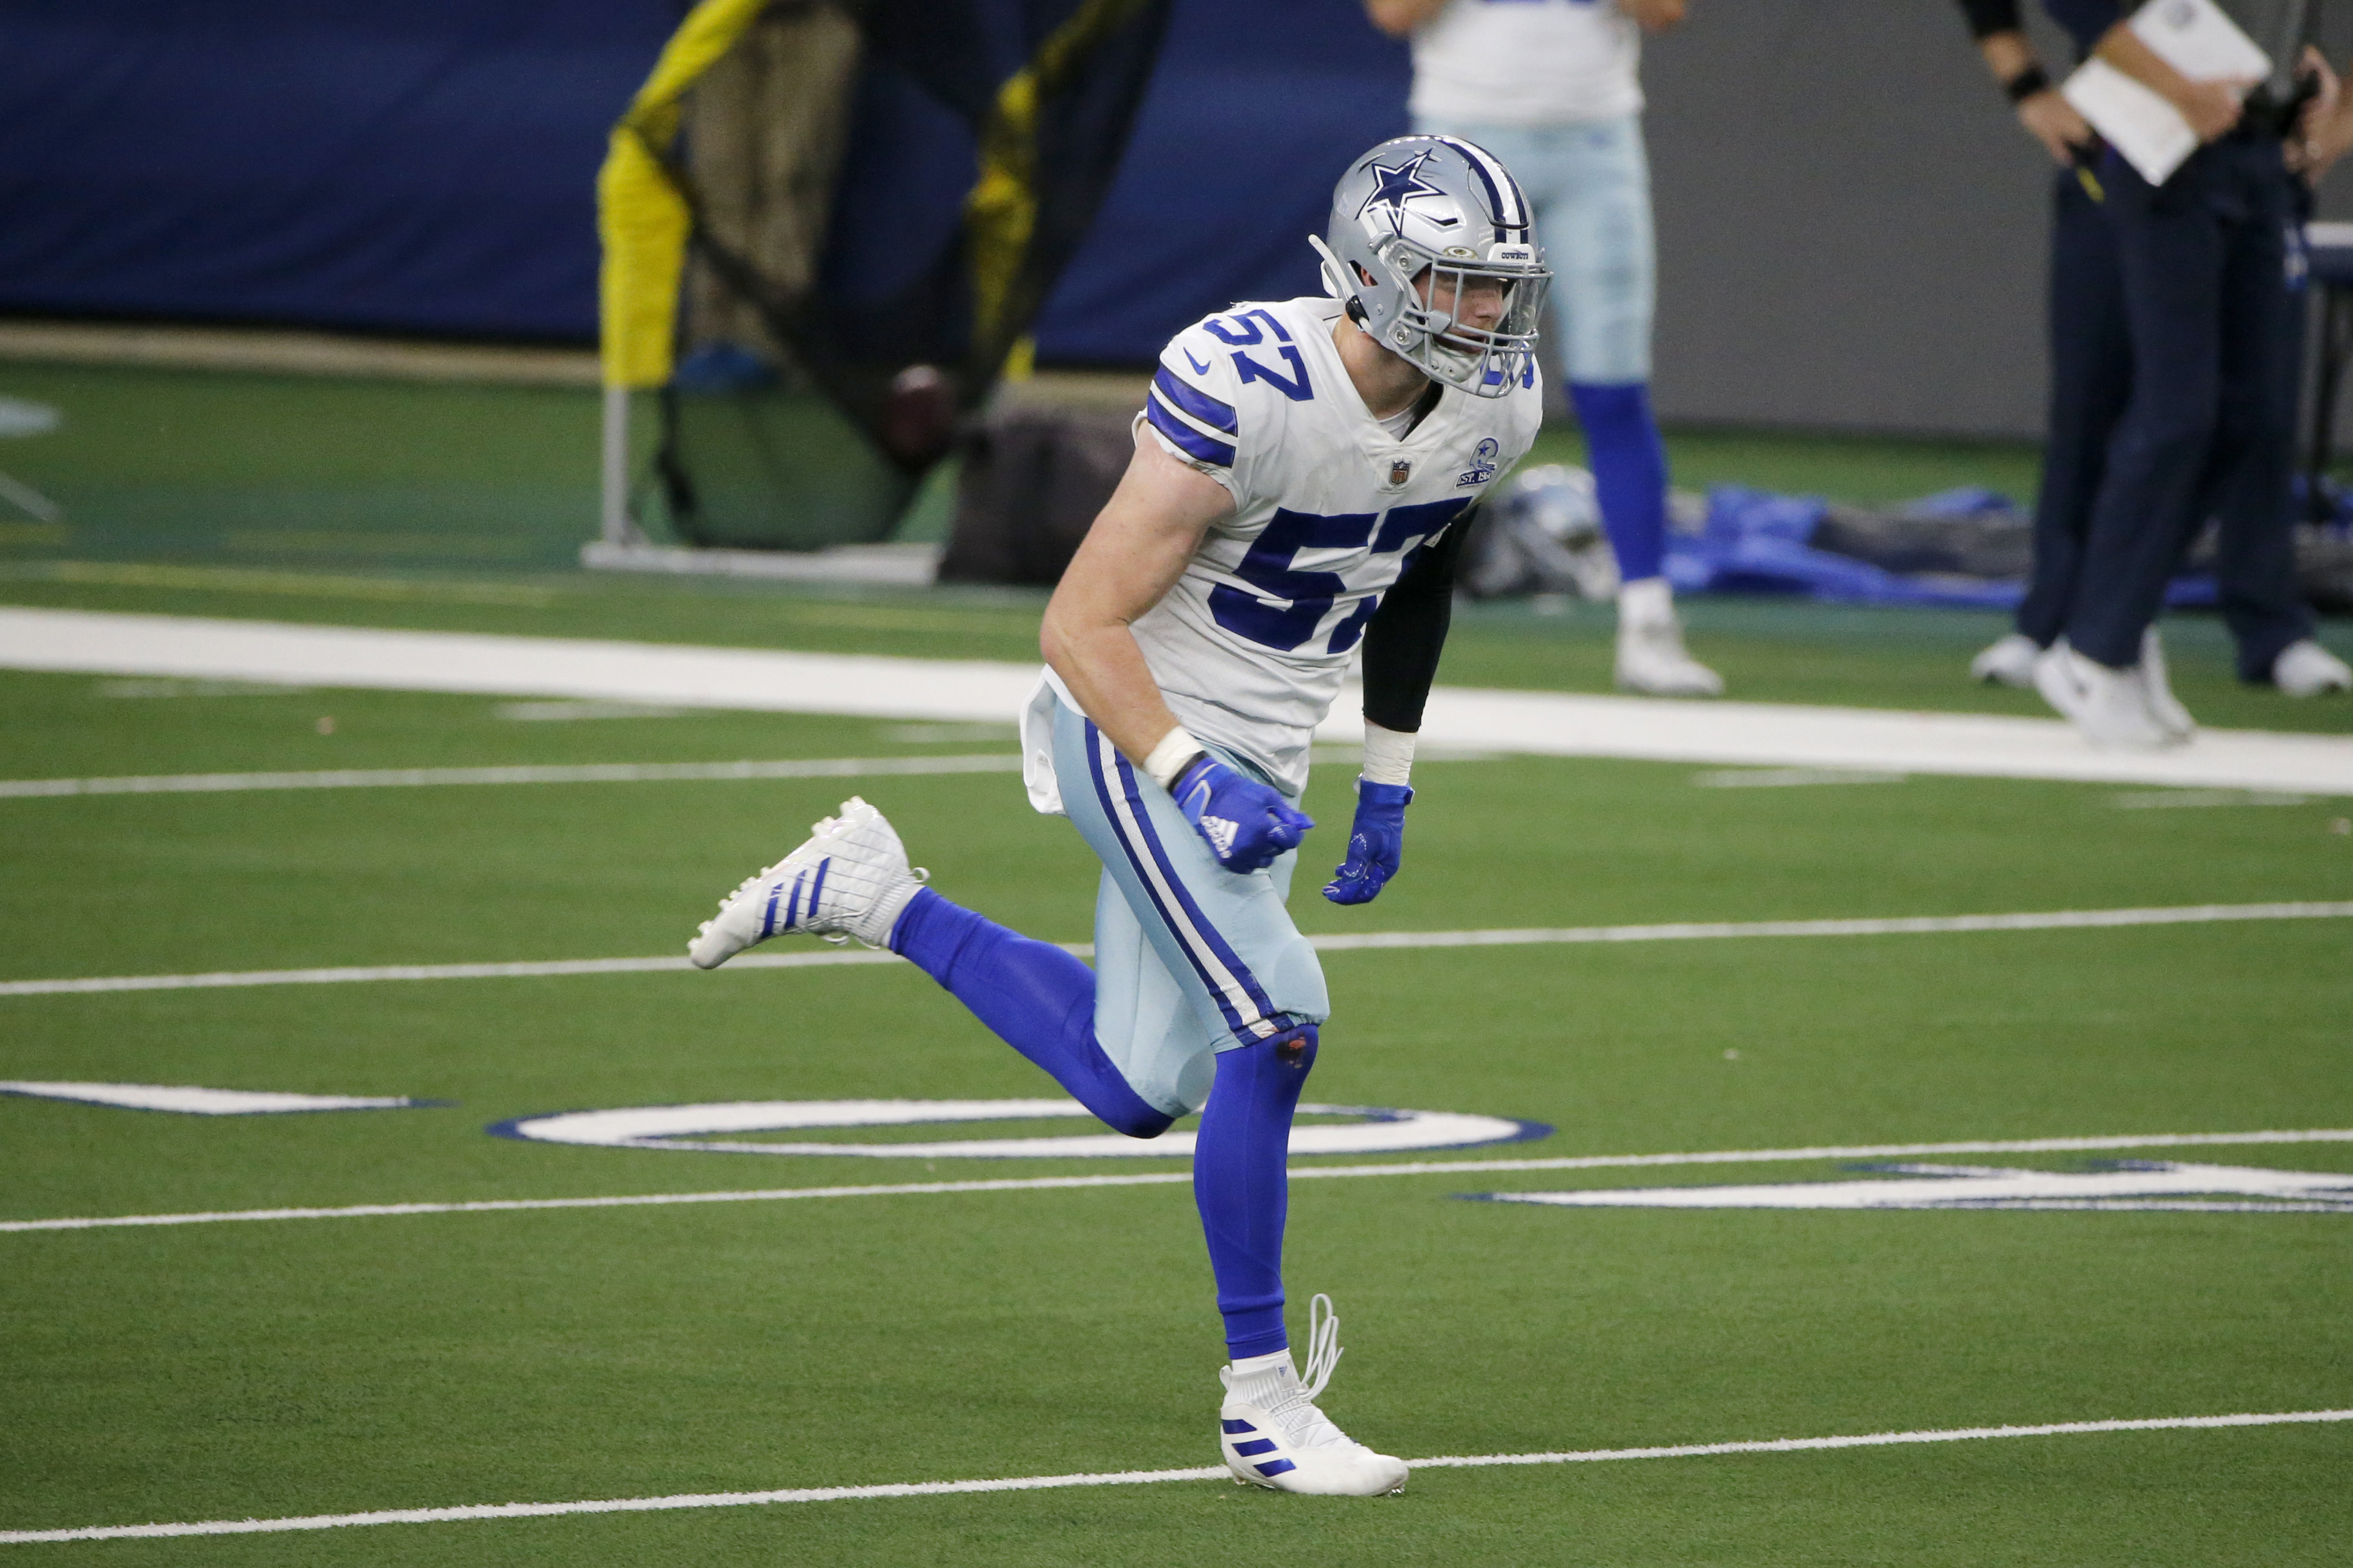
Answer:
[{"xmin": 2061, "ymin": 0, "xmax": 2272, "ymax": 186}]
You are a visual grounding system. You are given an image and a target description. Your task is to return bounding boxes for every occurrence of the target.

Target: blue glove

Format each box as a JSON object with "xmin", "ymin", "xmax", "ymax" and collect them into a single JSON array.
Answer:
[
  {"xmin": 1322, "ymin": 779, "xmax": 1412, "ymax": 905},
  {"xmin": 1171, "ymin": 754, "xmax": 1314, "ymax": 873}
]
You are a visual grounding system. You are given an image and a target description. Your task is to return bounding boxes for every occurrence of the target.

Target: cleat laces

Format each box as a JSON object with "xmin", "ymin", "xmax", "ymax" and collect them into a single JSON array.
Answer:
[{"xmin": 1259, "ymin": 1295, "xmax": 1352, "ymax": 1451}]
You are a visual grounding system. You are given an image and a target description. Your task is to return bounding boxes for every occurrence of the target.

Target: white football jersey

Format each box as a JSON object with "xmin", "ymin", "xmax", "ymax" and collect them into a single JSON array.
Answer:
[
  {"xmin": 1409, "ymin": 0, "xmax": 1644, "ymax": 128},
  {"xmin": 1131, "ymin": 294, "xmax": 1541, "ymax": 796}
]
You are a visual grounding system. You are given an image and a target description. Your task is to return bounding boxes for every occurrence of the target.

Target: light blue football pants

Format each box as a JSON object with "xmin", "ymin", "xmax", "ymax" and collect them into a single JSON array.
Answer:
[
  {"xmin": 1051, "ymin": 693, "xmax": 1330, "ymax": 1118},
  {"xmin": 1414, "ymin": 113, "xmax": 1656, "ymax": 385}
]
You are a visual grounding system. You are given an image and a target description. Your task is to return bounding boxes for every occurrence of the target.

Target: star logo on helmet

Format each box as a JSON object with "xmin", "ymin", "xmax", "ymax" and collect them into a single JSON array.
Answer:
[{"xmin": 1356, "ymin": 150, "xmax": 1446, "ymax": 232}]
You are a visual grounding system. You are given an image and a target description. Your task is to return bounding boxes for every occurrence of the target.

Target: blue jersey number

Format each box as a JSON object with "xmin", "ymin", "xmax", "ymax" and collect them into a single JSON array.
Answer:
[
  {"xmin": 1204, "ymin": 310, "xmax": 1312, "ymax": 402},
  {"xmin": 1203, "ymin": 308, "xmax": 1293, "ymax": 346},
  {"xmin": 1234, "ymin": 346, "xmax": 1312, "ymax": 401},
  {"xmin": 1209, "ymin": 499, "xmax": 1468, "ymax": 654}
]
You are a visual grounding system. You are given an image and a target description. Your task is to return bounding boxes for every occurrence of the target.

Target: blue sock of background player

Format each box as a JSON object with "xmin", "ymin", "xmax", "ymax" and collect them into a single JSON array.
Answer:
[
  {"xmin": 888, "ymin": 887, "xmax": 1315, "ymax": 1359},
  {"xmin": 1568, "ymin": 380, "xmax": 1668, "ymax": 583}
]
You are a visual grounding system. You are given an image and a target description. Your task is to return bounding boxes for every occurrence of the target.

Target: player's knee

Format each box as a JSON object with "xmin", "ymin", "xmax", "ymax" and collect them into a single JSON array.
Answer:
[
  {"xmin": 1108, "ymin": 1103, "xmax": 1177, "ymax": 1140},
  {"xmin": 1268, "ymin": 1020, "xmax": 1319, "ymax": 1072}
]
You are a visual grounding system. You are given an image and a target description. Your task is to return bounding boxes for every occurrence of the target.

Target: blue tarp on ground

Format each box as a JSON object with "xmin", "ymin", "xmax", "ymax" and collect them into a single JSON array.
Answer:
[
  {"xmin": 1679, "ymin": 484, "xmax": 2222, "ymax": 609},
  {"xmin": 0, "ymin": 0, "xmax": 1404, "ymax": 352},
  {"xmin": 1674, "ymin": 485, "xmax": 2027, "ymax": 609}
]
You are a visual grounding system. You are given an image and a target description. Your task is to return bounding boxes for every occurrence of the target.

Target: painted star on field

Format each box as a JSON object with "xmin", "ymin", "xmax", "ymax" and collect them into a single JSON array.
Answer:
[{"xmin": 1356, "ymin": 149, "xmax": 1446, "ymax": 232}]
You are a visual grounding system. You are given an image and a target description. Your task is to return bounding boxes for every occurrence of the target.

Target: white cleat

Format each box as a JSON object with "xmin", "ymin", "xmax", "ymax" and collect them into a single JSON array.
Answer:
[
  {"xmin": 2033, "ymin": 641, "xmax": 2181, "ymax": 752},
  {"xmin": 2273, "ymin": 637, "xmax": 2353, "ymax": 697},
  {"xmin": 1970, "ymin": 632, "xmax": 2041, "ymax": 688},
  {"xmin": 1217, "ymin": 1296, "xmax": 1407, "ymax": 1498},
  {"xmin": 1615, "ymin": 579, "xmax": 1723, "ymax": 697},
  {"xmin": 2136, "ymin": 628, "xmax": 2196, "ymax": 740},
  {"xmin": 687, "ymin": 796, "xmax": 926, "ymax": 969}
]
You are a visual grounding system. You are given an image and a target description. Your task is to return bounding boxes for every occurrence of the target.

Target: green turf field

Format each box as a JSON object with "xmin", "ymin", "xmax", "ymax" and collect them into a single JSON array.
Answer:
[
  {"xmin": 3, "ymin": 662, "xmax": 2350, "ymax": 1564},
  {"xmin": 3, "ymin": 358, "xmax": 2351, "ymax": 1562}
]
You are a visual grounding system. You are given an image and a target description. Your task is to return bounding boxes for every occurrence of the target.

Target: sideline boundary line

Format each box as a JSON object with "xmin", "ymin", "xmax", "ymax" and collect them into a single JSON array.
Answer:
[
  {"xmin": 3, "ymin": 1409, "xmax": 2345, "ymax": 1543},
  {"xmin": 5, "ymin": 900, "xmax": 2348, "ymax": 999},
  {"xmin": 8, "ymin": 1129, "xmax": 2350, "ymax": 1235},
  {"xmin": 12, "ymin": 606, "xmax": 2353, "ymax": 793}
]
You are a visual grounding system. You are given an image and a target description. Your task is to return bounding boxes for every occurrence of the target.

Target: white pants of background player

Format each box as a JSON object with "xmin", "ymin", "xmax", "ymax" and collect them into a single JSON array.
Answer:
[{"xmin": 1413, "ymin": 113, "xmax": 1654, "ymax": 384}]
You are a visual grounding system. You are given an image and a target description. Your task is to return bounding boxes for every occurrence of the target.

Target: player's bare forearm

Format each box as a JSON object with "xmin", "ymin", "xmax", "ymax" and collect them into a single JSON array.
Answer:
[
  {"xmin": 1041, "ymin": 432, "xmax": 1231, "ymax": 764},
  {"xmin": 1364, "ymin": 0, "xmax": 1447, "ymax": 38}
]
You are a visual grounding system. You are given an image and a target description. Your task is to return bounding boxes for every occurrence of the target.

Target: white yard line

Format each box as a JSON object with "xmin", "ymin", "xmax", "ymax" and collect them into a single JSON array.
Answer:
[
  {"xmin": 6, "ymin": 1129, "xmax": 2348, "ymax": 1235},
  {"xmin": 9, "ymin": 607, "xmax": 2353, "ymax": 792},
  {"xmin": 2, "ymin": 1408, "xmax": 2343, "ymax": 1543},
  {"xmin": 0, "ymin": 745, "xmax": 1399, "ymax": 802},
  {"xmin": 4, "ymin": 900, "xmax": 2346, "ymax": 999},
  {"xmin": 0, "ymin": 754, "xmax": 1022, "ymax": 799}
]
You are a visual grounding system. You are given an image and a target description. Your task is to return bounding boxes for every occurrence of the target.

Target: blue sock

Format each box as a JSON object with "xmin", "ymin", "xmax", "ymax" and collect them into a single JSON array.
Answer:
[
  {"xmin": 1569, "ymin": 380, "xmax": 1670, "ymax": 584},
  {"xmin": 1194, "ymin": 1026, "xmax": 1318, "ymax": 1359},
  {"xmin": 887, "ymin": 888, "xmax": 1172, "ymax": 1139}
]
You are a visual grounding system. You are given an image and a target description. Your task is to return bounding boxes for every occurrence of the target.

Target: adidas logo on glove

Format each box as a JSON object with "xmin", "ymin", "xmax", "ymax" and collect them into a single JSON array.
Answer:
[{"xmin": 1163, "ymin": 739, "xmax": 1315, "ymax": 875}]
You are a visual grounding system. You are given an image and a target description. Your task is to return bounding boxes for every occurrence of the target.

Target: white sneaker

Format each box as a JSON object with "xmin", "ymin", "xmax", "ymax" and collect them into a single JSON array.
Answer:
[
  {"xmin": 2033, "ymin": 642, "xmax": 2180, "ymax": 751},
  {"xmin": 1615, "ymin": 578, "xmax": 1723, "ymax": 697},
  {"xmin": 1217, "ymin": 1296, "xmax": 1407, "ymax": 1497},
  {"xmin": 1970, "ymin": 632, "xmax": 2041, "ymax": 688},
  {"xmin": 2273, "ymin": 638, "xmax": 2353, "ymax": 697},
  {"xmin": 2136, "ymin": 628, "xmax": 2196, "ymax": 740},
  {"xmin": 687, "ymin": 796, "xmax": 926, "ymax": 968}
]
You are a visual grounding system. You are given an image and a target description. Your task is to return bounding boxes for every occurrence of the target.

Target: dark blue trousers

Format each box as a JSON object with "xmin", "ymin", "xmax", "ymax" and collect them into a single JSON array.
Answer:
[
  {"xmin": 2017, "ymin": 170, "xmax": 2131, "ymax": 649},
  {"xmin": 2060, "ymin": 137, "xmax": 2314, "ymax": 679}
]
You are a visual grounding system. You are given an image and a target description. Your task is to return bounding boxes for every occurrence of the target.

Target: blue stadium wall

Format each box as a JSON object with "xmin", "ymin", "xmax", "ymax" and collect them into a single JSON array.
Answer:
[{"xmin": 0, "ymin": 0, "xmax": 1406, "ymax": 359}]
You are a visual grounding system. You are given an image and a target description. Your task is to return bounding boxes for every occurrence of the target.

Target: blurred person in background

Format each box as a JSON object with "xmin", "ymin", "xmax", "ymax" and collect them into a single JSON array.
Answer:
[
  {"xmin": 1368, "ymin": 0, "xmax": 1722, "ymax": 696},
  {"xmin": 1971, "ymin": 0, "xmax": 2352, "ymax": 748}
]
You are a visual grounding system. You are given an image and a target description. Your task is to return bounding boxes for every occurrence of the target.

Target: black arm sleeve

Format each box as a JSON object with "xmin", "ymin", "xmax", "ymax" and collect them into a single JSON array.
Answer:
[
  {"xmin": 1357, "ymin": 514, "xmax": 1470, "ymax": 735},
  {"xmin": 1957, "ymin": 0, "xmax": 2021, "ymax": 39}
]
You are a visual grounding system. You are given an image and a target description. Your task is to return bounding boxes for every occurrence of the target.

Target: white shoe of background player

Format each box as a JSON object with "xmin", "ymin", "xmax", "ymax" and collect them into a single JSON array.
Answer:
[
  {"xmin": 1970, "ymin": 632, "xmax": 2041, "ymax": 688},
  {"xmin": 1217, "ymin": 1295, "xmax": 1407, "ymax": 1497},
  {"xmin": 1615, "ymin": 577, "xmax": 1723, "ymax": 697},
  {"xmin": 2136, "ymin": 627, "xmax": 2196, "ymax": 740},
  {"xmin": 2273, "ymin": 638, "xmax": 2353, "ymax": 697},
  {"xmin": 2033, "ymin": 641, "xmax": 2180, "ymax": 751},
  {"xmin": 688, "ymin": 796, "xmax": 926, "ymax": 968}
]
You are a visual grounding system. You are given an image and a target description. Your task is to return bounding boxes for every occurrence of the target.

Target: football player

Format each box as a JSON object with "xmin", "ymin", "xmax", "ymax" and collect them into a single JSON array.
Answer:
[
  {"xmin": 686, "ymin": 136, "xmax": 1546, "ymax": 1497},
  {"xmin": 1373, "ymin": 0, "xmax": 1723, "ymax": 696}
]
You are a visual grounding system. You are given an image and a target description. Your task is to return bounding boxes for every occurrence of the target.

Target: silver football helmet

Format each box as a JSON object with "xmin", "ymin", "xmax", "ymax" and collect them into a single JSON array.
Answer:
[{"xmin": 1311, "ymin": 135, "xmax": 1549, "ymax": 398}]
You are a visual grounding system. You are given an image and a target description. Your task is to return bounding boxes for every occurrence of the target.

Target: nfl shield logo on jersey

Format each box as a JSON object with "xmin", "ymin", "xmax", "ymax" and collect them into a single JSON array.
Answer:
[{"xmin": 1389, "ymin": 459, "xmax": 1413, "ymax": 487}]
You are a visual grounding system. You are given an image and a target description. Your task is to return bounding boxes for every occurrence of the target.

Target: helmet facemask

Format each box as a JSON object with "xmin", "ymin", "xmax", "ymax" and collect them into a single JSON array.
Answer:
[{"xmin": 1313, "ymin": 137, "xmax": 1552, "ymax": 400}]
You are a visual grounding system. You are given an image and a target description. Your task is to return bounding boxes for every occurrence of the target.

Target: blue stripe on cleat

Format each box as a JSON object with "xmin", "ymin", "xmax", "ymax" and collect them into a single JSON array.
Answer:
[
  {"xmin": 759, "ymin": 884, "xmax": 785, "ymax": 939},
  {"xmin": 807, "ymin": 857, "xmax": 830, "ymax": 922},
  {"xmin": 1220, "ymin": 1419, "xmax": 1256, "ymax": 1434},
  {"xmin": 1231, "ymin": 1439, "xmax": 1278, "ymax": 1456},
  {"xmin": 1255, "ymin": 1459, "xmax": 1297, "ymax": 1477}
]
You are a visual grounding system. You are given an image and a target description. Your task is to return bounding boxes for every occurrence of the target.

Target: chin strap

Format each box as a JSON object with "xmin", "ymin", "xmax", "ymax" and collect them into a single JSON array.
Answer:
[{"xmin": 1300, "ymin": 1292, "xmax": 1343, "ymax": 1399}]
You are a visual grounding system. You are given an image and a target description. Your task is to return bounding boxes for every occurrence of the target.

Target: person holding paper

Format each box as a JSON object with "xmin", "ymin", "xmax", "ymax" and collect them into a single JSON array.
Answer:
[
  {"xmin": 2022, "ymin": 0, "xmax": 2352, "ymax": 745},
  {"xmin": 1954, "ymin": 1, "xmax": 2137, "ymax": 695},
  {"xmin": 1954, "ymin": 1, "xmax": 2349, "ymax": 710}
]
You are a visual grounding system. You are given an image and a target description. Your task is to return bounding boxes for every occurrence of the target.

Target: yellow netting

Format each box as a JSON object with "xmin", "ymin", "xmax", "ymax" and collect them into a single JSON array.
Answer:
[
  {"xmin": 597, "ymin": 0, "xmax": 771, "ymax": 391},
  {"xmin": 963, "ymin": 0, "xmax": 1151, "ymax": 380}
]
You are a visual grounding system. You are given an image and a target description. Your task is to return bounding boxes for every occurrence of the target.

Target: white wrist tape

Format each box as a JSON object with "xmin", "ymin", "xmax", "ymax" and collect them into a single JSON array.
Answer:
[
  {"xmin": 1143, "ymin": 725, "xmax": 1207, "ymax": 791},
  {"xmin": 1360, "ymin": 721, "xmax": 1416, "ymax": 787}
]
